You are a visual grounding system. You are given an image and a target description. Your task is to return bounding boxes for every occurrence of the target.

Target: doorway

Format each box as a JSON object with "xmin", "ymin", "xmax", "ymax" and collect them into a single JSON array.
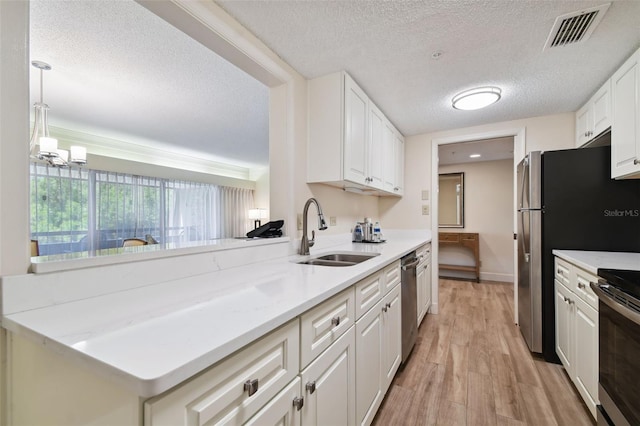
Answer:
[{"xmin": 431, "ymin": 128, "xmax": 525, "ymax": 322}]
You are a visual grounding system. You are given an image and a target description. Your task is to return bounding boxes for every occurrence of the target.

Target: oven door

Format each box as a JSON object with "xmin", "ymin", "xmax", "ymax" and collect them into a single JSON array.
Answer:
[{"xmin": 591, "ymin": 282, "xmax": 640, "ymax": 426}]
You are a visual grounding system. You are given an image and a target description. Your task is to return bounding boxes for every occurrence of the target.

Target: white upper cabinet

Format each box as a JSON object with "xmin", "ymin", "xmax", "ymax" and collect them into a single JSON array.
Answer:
[
  {"xmin": 308, "ymin": 71, "xmax": 404, "ymax": 196},
  {"xmin": 344, "ymin": 77, "xmax": 369, "ymax": 186},
  {"xmin": 611, "ymin": 47, "xmax": 640, "ymax": 178},
  {"xmin": 575, "ymin": 79, "xmax": 611, "ymax": 148}
]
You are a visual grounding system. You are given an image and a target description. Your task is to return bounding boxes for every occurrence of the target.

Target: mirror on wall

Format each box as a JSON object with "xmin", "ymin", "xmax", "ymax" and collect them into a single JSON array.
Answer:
[{"xmin": 439, "ymin": 172, "xmax": 464, "ymax": 228}]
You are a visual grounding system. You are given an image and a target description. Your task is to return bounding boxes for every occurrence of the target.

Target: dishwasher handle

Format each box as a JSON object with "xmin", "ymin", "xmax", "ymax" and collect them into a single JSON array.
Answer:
[{"xmin": 402, "ymin": 258, "xmax": 420, "ymax": 270}]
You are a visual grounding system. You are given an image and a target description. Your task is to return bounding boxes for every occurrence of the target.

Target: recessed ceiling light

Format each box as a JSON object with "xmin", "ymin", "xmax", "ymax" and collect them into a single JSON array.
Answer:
[
  {"xmin": 452, "ymin": 87, "xmax": 502, "ymax": 110},
  {"xmin": 470, "ymin": 154, "xmax": 481, "ymax": 158}
]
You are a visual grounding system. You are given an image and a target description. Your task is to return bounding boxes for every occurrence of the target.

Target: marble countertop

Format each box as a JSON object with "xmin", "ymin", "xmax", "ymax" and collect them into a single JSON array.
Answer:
[
  {"xmin": 552, "ymin": 250, "xmax": 640, "ymax": 274},
  {"xmin": 4, "ymin": 231, "xmax": 431, "ymax": 397}
]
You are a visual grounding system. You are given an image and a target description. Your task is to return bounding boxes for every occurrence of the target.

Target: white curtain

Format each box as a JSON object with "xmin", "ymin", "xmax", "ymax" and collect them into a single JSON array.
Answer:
[{"xmin": 169, "ymin": 183, "xmax": 254, "ymax": 243}]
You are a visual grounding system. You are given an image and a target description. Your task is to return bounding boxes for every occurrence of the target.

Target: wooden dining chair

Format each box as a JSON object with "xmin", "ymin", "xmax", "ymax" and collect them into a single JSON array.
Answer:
[
  {"xmin": 30, "ymin": 239, "xmax": 40, "ymax": 257},
  {"xmin": 122, "ymin": 238, "xmax": 148, "ymax": 247}
]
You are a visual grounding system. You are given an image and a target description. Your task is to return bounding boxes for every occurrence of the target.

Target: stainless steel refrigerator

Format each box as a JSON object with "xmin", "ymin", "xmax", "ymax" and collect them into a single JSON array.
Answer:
[{"xmin": 517, "ymin": 143, "xmax": 640, "ymax": 362}]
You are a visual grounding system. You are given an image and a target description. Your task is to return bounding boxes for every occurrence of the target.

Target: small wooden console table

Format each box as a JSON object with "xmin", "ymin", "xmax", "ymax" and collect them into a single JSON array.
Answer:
[{"xmin": 438, "ymin": 232, "xmax": 480, "ymax": 282}]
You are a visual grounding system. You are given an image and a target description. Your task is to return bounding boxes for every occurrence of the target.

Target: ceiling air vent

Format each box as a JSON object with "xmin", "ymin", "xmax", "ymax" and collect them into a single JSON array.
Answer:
[{"xmin": 543, "ymin": 3, "xmax": 610, "ymax": 50}]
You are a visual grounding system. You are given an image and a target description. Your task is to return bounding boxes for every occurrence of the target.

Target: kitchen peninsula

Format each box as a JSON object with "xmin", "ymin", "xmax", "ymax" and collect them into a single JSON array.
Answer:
[{"xmin": 2, "ymin": 230, "xmax": 431, "ymax": 424}]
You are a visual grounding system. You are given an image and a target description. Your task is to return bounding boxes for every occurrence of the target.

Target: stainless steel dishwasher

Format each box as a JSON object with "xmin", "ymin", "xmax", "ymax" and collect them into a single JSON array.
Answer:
[{"xmin": 401, "ymin": 251, "xmax": 419, "ymax": 364}]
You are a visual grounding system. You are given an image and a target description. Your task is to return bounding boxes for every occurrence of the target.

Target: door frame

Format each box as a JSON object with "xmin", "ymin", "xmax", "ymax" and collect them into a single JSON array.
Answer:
[{"xmin": 431, "ymin": 128, "xmax": 525, "ymax": 322}]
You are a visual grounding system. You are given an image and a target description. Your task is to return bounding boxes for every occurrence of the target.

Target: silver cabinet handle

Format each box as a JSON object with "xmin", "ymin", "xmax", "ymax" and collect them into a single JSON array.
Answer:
[
  {"xmin": 382, "ymin": 305, "xmax": 388, "ymax": 312},
  {"xmin": 293, "ymin": 396, "xmax": 304, "ymax": 411},
  {"xmin": 577, "ymin": 282, "xmax": 585, "ymax": 289},
  {"xmin": 244, "ymin": 379, "xmax": 259, "ymax": 397},
  {"xmin": 634, "ymin": 158, "xmax": 639, "ymax": 165},
  {"xmin": 306, "ymin": 381, "xmax": 316, "ymax": 394},
  {"xmin": 386, "ymin": 302, "xmax": 392, "ymax": 309},
  {"xmin": 331, "ymin": 316, "xmax": 340, "ymax": 327}
]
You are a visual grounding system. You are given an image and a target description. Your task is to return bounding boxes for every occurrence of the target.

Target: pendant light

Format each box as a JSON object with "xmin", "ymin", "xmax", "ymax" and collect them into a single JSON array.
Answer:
[{"xmin": 29, "ymin": 60, "xmax": 87, "ymax": 167}]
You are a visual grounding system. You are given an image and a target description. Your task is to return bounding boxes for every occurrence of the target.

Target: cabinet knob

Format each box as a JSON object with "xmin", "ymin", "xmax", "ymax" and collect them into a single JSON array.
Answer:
[
  {"xmin": 244, "ymin": 379, "xmax": 259, "ymax": 397},
  {"xmin": 394, "ymin": 187, "xmax": 399, "ymax": 191},
  {"xmin": 293, "ymin": 396, "xmax": 304, "ymax": 411},
  {"xmin": 386, "ymin": 302, "xmax": 392, "ymax": 309},
  {"xmin": 331, "ymin": 316, "xmax": 341, "ymax": 327},
  {"xmin": 584, "ymin": 132, "xmax": 588, "ymax": 137},
  {"xmin": 557, "ymin": 269, "xmax": 563, "ymax": 276},
  {"xmin": 382, "ymin": 305, "xmax": 388, "ymax": 312},
  {"xmin": 578, "ymin": 282, "xmax": 585, "ymax": 289},
  {"xmin": 634, "ymin": 158, "xmax": 639, "ymax": 165},
  {"xmin": 306, "ymin": 381, "xmax": 316, "ymax": 394}
]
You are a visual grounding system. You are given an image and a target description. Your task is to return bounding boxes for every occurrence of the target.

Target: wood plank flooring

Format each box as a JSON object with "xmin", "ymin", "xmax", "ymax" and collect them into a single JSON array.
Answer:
[{"xmin": 373, "ymin": 279, "xmax": 594, "ymax": 426}]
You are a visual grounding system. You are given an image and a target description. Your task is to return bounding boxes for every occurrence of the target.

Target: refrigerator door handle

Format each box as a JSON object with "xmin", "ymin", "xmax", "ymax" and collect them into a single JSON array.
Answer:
[{"xmin": 518, "ymin": 208, "xmax": 542, "ymax": 212}]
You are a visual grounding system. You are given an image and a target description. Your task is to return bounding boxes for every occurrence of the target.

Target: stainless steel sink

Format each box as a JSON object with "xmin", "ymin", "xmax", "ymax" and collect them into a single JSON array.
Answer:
[{"xmin": 297, "ymin": 252, "xmax": 379, "ymax": 267}]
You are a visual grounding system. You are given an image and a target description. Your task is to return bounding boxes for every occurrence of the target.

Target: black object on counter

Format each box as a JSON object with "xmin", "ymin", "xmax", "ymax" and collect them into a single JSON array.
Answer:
[{"xmin": 246, "ymin": 220, "xmax": 284, "ymax": 238}]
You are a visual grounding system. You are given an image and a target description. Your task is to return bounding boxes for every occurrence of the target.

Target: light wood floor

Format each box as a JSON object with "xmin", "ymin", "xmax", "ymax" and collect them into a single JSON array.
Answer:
[{"xmin": 373, "ymin": 279, "xmax": 595, "ymax": 426}]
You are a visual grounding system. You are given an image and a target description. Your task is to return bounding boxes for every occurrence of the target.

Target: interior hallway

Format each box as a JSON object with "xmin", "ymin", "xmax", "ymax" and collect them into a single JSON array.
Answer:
[{"xmin": 373, "ymin": 279, "xmax": 594, "ymax": 425}]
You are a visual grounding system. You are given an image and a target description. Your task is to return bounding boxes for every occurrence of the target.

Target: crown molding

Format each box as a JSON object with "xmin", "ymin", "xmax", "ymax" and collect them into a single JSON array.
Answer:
[{"xmin": 48, "ymin": 125, "xmax": 253, "ymax": 181}]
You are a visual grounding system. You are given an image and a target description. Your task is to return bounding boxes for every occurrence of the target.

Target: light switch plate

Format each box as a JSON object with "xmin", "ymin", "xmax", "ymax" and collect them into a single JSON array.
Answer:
[
  {"xmin": 297, "ymin": 214, "xmax": 303, "ymax": 230},
  {"xmin": 421, "ymin": 190, "xmax": 429, "ymax": 201},
  {"xmin": 330, "ymin": 216, "xmax": 337, "ymax": 226},
  {"xmin": 422, "ymin": 205, "xmax": 429, "ymax": 215}
]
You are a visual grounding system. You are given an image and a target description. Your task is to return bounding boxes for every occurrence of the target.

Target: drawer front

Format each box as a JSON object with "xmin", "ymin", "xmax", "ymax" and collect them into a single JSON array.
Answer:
[
  {"xmin": 144, "ymin": 320, "xmax": 300, "ymax": 426},
  {"xmin": 355, "ymin": 271, "xmax": 384, "ymax": 319},
  {"xmin": 574, "ymin": 267, "xmax": 599, "ymax": 310},
  {"xmin": 439, "ymin": 233, "xmax": 459, "ymax": 243},
  {"xmin": 460, "ymin": 233, "xmax": 478, "ymax": 241},
  {"xmin": 382, "ymin": 260, "xmax": 401, "ymax": 294},
  {"xmin": 555, "ymin": 257, "xmax": 572, "ymax": 288},
  {"xmin": 300, "ymin": 288, "xmax": 355, "ymax": 368}
]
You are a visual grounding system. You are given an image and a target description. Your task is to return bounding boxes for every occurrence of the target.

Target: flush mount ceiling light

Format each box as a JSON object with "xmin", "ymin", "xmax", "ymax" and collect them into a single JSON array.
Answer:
[
  {"xmin": 29, "ymin": 60, "xmax": 87, "ymax": 167},
  {"xmin": 452, "ymin": 86, "xmax": 502, "ymax": 111},
  {"xmin": 469, "ymin": 154, "xmax": 481, "ymax": 158}
]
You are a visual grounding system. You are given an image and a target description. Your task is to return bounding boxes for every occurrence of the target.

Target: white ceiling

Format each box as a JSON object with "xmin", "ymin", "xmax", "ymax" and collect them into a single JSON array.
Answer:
[
  {"xmin": 438, "ymin": 137, "xmax": 514, "ymax": 166},
  {"xmin": 29, "ymin": 0, "xmax": 269, "ymax": 171},
  {"xmin": 30, "ymin": 1, "xmax": 640, "ymax": 172}
]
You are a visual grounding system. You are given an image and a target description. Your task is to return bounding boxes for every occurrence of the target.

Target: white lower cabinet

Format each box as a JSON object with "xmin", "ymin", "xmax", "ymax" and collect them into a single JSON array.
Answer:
[
  {"xmin": 300, "ymin": 326, "xmax": 356, "ymax": 426},
  {"xmin": 381, "ymin": 284, "xmax": 402, "ymax": 392},
  {"xmin": 355, "ymin": 297, "xmax": 384, "ymax": 426},
  {"xmin": 555, "ymin": 280, "xmax": 574, "ymax": 377},
  {"xmin": 246, "ymin": 378, "xmax": 302, "ymax": 426},
  {"xmin": 144, "ymin": 320, "xmax": 300, "ymax": 425},
  {"xmin": 355, "ymin": 283, "xmax": 402, "ymax": 426},
  {"xmin": 416, "ymin": 243, "xmax": 432, "ymax": 326},
  {"xmin": 145, "ymin": 262, "xmax": 406, "ymax": 426},
  {"xmin": 554, "ymin": 257, "xmax": 599, "ymax": 419}
]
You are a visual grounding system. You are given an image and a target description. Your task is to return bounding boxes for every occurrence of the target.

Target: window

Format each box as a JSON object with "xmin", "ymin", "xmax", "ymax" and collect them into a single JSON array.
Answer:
[{"xmin": 30, "ymin": 163, "xmax": 254, "ymax": 256}]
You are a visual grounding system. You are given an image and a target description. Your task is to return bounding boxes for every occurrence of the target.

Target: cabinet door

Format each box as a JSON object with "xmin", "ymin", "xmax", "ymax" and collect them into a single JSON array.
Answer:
[
  {"xmin": 393, "ymin": 134, "xmax": 404, "ymax": 195},
  {"xmin": 592, "ymin": 80, "xmax": 612, "ymax": 138},
  {"xmin": 575, "ymin": 103, "xmax": 592, "ymax": 147},
  {"xmin": 574, "ymin": 296, "xmax": 599, "ymax": 419},
  {"xmin": 144, "ymin": 320, "xmax": 299, "ymax": 425},
  {"xmin": 612, "ymin": 48, "xmax": 640, "ymax": 178},
  {"xmin": 245, "ymin": 378, "xmax": 301, "ymax": 426},
  {"xmin": 424, "ymin": 260, "xmax": 432, "ymax": 316},
  {"xmin": 355, "ymin": 300, "xmax": 383, "ymax": 426},
  {"xmin": 382, "ymin": 284, "xmax": 402, "ymax": 392},
  {"xmin": 368, "ymin": 103, "xmax": 385, "ymax": 190},
  {"xmin": 300, "ymin": 326, "xmax": 356, "ymax": 426},
  {"xmin": 344, "ymin": 74, "xmax": 369, "ymax": 185},
  {"xmin": 382, "ymin": 122, "xmax": 396, "ymax": 193},
  {"xmin": 416, "ymin": 263, "xmax": 426, "ymax": 325},
  {"xmin": 555, "ymin": 281, "xmax": 574, "ymax": 378}
]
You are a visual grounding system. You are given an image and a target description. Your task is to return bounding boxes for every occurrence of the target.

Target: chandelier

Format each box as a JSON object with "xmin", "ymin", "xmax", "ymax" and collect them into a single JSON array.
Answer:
[{"xmin": 29, "ymin": 60, "xmax": 87, "ymax": 167}]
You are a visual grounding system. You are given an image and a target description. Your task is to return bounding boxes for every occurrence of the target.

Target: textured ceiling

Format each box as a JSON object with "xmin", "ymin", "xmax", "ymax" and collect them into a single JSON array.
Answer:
[
  {"xmin": 30, "ymin": 1, "xmax": 640, "ymax": 173},
  {"xmin": 217, "ymin": 0, "xmax": 640, "ymax": 136},
  {"xmin": 29, "ymin": 0, "xmax": 269, "ymax": 170}
]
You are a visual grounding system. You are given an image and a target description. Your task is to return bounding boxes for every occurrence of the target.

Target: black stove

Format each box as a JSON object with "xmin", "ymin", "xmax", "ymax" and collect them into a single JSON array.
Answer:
[{"xmin": 598, "ymin": 269, "xmax": 640, "ymax": 300}]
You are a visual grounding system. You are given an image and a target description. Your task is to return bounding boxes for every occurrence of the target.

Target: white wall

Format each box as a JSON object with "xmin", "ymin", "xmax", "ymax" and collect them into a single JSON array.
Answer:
[
  {"xmin": 380, "ymin": 112, "xmax": 576, "ymax": 230},
  {"xmin": 439, "ymin": 159, "xmax": 514, "ymax": 282}
]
